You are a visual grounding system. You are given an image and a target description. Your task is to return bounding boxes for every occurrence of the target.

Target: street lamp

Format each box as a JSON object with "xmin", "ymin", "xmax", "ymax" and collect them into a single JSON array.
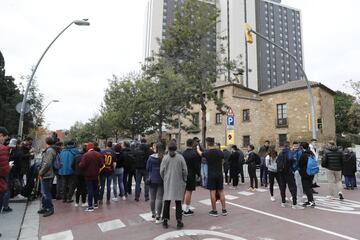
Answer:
[
  {"xmin": 243, "ymin": 23, "xmax": 317, "ymax": 140},
  {"xmin": 17, "ymin": 19, "xmax": 90, "ymax": 139}
]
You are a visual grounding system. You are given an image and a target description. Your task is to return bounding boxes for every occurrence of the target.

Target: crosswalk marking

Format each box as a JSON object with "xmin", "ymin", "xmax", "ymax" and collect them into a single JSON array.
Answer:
[
  {"xmin": 256, "ymin": 188, "xmax": 268, "ymax": 193},
  {"xmin": 98, "ymin": 219, "xmax": 126, "ymax": 232},
  {"xmin": 41, "ymin": 230, "xmax": 73, "ymax": 240},
  {"xmin": 225, "ymin": 195, "xmax": 239, "ymax": 200},
  {"xmin": 238, "ymin": 191, "xmax": 255, "ymax": 196},
  {"xmin": 139, "ymin": 212, "xmax": 154, "ymax": 221}
]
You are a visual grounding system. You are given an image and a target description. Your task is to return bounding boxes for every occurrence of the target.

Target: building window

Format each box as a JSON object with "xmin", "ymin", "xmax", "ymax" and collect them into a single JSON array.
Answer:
[
  {"xmin": 243, "ymin": 109, "xmax": 250, "ymax": 122},
  {"xmin": 317, "ymin": 118, "xmax": 323, "ymax": 129},
  {"xmin": 277, "ymin": 103, "xmax": 288, "ymax": 126},
  {"xmin": 215, "ymin": 113, "xmax": 222, "ymax": 124},
  {"xmin": 193, "ymin": 112, "xmax": 199, "ymax": 127},
  {"xmin": 243, "ymin": 136, "xmax": 250, "ymax": 148},
  {"xmin": 279, "ymin": 134, "xmax": 287, "ymax": 147},
  {"xmin": 214, "ymin": 91, "xmax": 218, "ymax": 98},
  {"xmin": 220, "ymin": 89, "xmax": 224, "ymax": 99}
]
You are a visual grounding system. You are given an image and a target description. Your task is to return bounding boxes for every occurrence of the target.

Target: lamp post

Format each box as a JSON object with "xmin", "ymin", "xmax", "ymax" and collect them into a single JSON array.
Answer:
[
  {"xmin": 243, "ymin": 24, "xmax": 317, "ymax": 140},
  {"xmin": 18, "ymin": 19, "xmax": 90, "ymax": 139}
]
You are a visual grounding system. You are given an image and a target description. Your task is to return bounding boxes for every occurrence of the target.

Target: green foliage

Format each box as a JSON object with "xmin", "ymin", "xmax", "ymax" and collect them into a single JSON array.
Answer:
[{"xmin": 334, "ymin": 90, "xmax": 360, "ymax": 134}]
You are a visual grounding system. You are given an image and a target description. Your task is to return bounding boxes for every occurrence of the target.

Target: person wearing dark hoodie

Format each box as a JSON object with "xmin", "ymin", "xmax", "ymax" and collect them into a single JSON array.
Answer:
[
  {"xmin": 134, "ymin": 139, "xmax": 150, "ymax": 201},
  {"xmin": 321, "ymin": 140, "xmax": 344, "ymax": 200},
  {"xmin": 122, "ymin": 141, "xmax": 136, "ymax": 197},
  {"xmin": 246, "ymin": 144, "xmax": 258, "ymax": 191},
  {"xmin": 343, "ymin": 148, "xmax": 357, "ymax": 190},
  {"xmin": 299, "ymin": 142, "xmax": 315, "ymax": 207},
  {"xmin": 79, "ymin": 142, "xmax": 104, "ymax": 212},
  {"xmin": 112, "ymin": 143, "xmax": 126, "ymax": 201},
  {"xmin": 146, "ymin": 143, "xmax": 165, "ymax": 223},
  {"xmin": 99, "ymin": 141, "xmax": 116, "ymax": 204},
  {"xmin": 38, "ymin": 137, "xmax": 57, "ymax": 217},
  {"xmin": 58, "ymin": 140, "xmax": 80, "ymax": 203},
  {"xmin": 223, "ymin": 147, "xmax": 231, "ymax": 185},
  {"xmin": 229, "ymin": 145, "xmax": 241, "ymax": 189},
  {"xmin": 73, "ymin": 145, "xmax": 87, "ymax": 207}
]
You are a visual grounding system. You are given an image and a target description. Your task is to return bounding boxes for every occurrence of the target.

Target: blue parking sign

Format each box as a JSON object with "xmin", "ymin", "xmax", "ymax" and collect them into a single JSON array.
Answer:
[{"xmin": 227, "ymin": 116, "xmax": 234, "ymax": 126}]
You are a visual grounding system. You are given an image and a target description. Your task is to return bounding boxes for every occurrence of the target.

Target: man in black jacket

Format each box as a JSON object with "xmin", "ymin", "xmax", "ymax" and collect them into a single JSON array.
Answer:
[
  {"xmin": 322, "ymin": 140, "xmax": 344, "ymax": 200},
  {"xmin": 134, "ymin": 139, "xmax": 150, "ymax": 201}
]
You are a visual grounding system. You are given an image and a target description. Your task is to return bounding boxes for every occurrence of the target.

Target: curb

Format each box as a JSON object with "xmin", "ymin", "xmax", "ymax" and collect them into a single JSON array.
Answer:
[{"xmin": 18, "ymin": 200, "xmax": 40, "ymax": 240}]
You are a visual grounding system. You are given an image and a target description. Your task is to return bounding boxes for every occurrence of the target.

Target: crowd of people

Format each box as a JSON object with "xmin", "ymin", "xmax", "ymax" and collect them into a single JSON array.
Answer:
[{"xmin": 0, "ymin": 125, "xmax": 359, "ymax": 235}]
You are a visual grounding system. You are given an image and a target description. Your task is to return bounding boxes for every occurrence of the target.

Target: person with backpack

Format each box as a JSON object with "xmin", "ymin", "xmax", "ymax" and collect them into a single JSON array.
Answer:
[
  {"xmin": 246, "ymin": 144, "xmax": 259, "ymax": 191},
  {"xmin": 58, "ymin": 140, "xmax": 80, "ymax": 203},
  {"xmin": 53, "ymin": 141, "xmax": 64, "ymax": 200},
  {"xmin": 290, "ymin": 141, "xmax": 305, "ymax": 206},
  {"xmin": 134, "ymin": 139, "xmax": 150, "ymax": 202},
  {"xmin": 277, "ymin": 141, "xmax": 303, "ymax": 209},
  {"xmin": 343, "ymin": 148, "xmax": 357, "ymax": 190},
  {"xmin": 258, "ymin": 140, "xmax": 270, "ymax": 187},
  {"xmin": 99, "ymin": 141, "xmax": 116, "ymax": 204},
  {"xmin": 229, "ymin": 145, "xmax": 241, "ymax": 189},
  {"xmin": 123, "ymin": 141, "xmax": 136, "ymax": 197},
  {"xmin": 265, "ymin": 145, "xmax": 281, "ymax": 201},
  {"xmin": 38, "ymin": 137, "xmax": 57, "ymax": 217},
  {"xmin": 299, "ymin": 142, "xmax": 316, "ymax": 207},
  {"xmin": 146, "ymin": 143, "xmax": 165, "ymax": 223}
]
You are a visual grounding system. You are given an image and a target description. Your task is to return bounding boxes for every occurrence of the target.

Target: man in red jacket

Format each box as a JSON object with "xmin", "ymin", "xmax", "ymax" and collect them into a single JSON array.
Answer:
[
  {"xmin": 79, "ymin": 142, "xmax": 104, "ymax": 212},
  {"xmin": 1, "ymin": 127, "xmax": 12, "ymax": 233}
]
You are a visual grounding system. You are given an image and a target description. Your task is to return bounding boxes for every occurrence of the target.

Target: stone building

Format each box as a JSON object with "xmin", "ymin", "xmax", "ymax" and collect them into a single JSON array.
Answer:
[{"xmin": 170, "ymin": 80, "xmax": 336, "ymax": 150}]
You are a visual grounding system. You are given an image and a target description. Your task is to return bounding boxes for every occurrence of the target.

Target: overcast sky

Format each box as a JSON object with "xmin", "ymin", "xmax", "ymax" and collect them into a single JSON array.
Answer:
[{"xmin": 1, "ymin": 0, "xmax": 359, "ymax": 131}]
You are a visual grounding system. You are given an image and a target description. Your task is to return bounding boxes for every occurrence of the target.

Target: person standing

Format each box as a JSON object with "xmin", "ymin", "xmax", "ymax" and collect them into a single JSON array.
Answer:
[
  {"xmin": 229, "ymin": 145, "xmax": 240, "ymax": 189},
  {"xmin": 299, "ymin": 142, "xmax": 315, "ymax": 207},
  {"xmin": 99, "ymin": 141, "xmax": 116, "ymax": 204},
  {"xmin": 290, "ymin": 141, "xmax": 304, "ymax": 205},
  {"xmin": 58, "ymin": 140, "xmax": 80, "ymax": 203},
  {"xmin": 134, "ymin": 139, "xmax": 150, "ymax": 202},
  {"xmin": 277, "ymin": 142, "xmax": 303, "ymax": 209},
  {"xmin": 79, "ymin": 142, "xmax": 104, "ymax": 212},
  {"xmin": 223, "ymin": 147, "xmax": 231, "ymax": 185},
  {"xmin": 38, "ymin": 137, "xmax": 57, "ymax": 217},
  {"xmin": 197, "ymin": 137, "xmax": 227, "ymax": 217},
  {"xmin": 182, "ymin": 139, "xmax": 201, "ymax": 216},
  {"xmin": 122, "ymin": 141, "xmax": 136, "ymax": 197},
  {"xmin": 343, "ymin": 148, "xmax": 357, "ymax": 190},
  {"xmin": 258, "ymin": 140, "xmax": 270, "ymax": 187},
  {"xmin": 113, "ymin": 143, "xmax": 126, "ymax": 201},
  {"xmin": 309, "ymin": 139, "xmax": 320, "ymax": 189},
  {"xmin": 265, "ymin": 145, "xmax": 281, "ymax": 202},
  {"xmin": 322, "ymin": 140, "xmax": 344, "ymax": 200},
  {"xmin": 73, "ymin": 145, "xmax": 87, "ymax": 207},
  {"xmin": 160, "ymin": 141, "xmax": 188, "ymax": 229},
  {"xmin": 246, "ymin": 145, "xmax": 258, "ymax": 191},
  {"xmin": 146, "ymin": 143, "xmax": 165, "ymax": 223},
  {"xmin": 0, "ymin": 127, "xmax": 12, "ymax": 213}
]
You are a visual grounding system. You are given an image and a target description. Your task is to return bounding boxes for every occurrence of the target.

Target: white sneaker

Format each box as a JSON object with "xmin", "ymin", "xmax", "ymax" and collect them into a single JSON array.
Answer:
[
  {"xmin": 122, "ymin": 196, "xmax": 126, "ymax": 201},
  {"xmin": 81, "ymin": 203, "xmax": 88, "ymax": 207},
  {"xmin": 85, "ymin": 207, "xmax": 94, "ymax": 212},
  {"xmin": 74, "ymin": 203, "xmax": 79, "ymax": 207},
  {"xmin": 285, "ymin": 197, "xmax": 290, "ymax": 202},
  {"xmin": 281, "ymin": 203, "xmax": 286, "ymax": 208},
  {"xmin": 112, "ymin": 197, "xmax": 118, "ymax": 202},
  {"xmin": 270, "ymin": 196, "xmax": 276, "ymax": 202},
  {"xmin": 15, "ymin": 194, "xmax": 26, "ymax": 199},
  {"xmin": 292, "ymin": 205, "xmax": 304, "ymax": 210}
]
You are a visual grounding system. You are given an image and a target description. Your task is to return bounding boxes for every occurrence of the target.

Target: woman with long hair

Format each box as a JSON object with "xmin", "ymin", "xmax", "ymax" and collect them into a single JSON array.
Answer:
[
  {"xmin": 265, "ymin": 145, "xmax": 281, "ymax": 202},
  {"xmin": 146, "ymin": 143, "xmax": 165, "ymax": 223},
  {"xmin": 160, "ymin": 141, "xmax": 188, "ymax": 229}
]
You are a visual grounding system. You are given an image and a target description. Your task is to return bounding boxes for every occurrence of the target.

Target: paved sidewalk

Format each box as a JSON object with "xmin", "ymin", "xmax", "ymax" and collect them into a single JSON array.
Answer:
[
  {"xmin": 18, "ymin": 200, "xmax": 40, "ymax": 240},
  {"xmin": 0, "ymin": 202, "xmax": 27, "ymax": 239}
]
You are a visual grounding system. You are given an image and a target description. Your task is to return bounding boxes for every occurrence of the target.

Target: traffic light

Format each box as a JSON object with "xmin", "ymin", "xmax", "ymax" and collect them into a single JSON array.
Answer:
[{"xmin": 243, "ymin": 23, "xmax": 253, "ymax": 44}]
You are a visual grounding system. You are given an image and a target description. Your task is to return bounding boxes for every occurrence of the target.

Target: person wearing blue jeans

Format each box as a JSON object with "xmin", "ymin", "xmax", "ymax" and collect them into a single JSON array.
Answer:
[
  {"xmin": 2, "ymin": 175, "xmax": 12, "ymax": 212},
  {"xmin": 113, "ymin": 168, "xmax": 125, "ymax": 200},
  {"xmin": 135, "ymin": 169, "xmax": 149, "ymax": 201},
  {"xmin": 99, "ymin": 172, "xmax": 112, "ymax": 204},
  {"xmin": 40, "ymin": 178, "xmax": 54, "ymax": 211},
  {"xmin": 86, "ymin": 179, "xmax": 99, "ymax": 210},
  {"xmin": 200, "ymin": 161, "xmax": 208, "ymax": 188}
]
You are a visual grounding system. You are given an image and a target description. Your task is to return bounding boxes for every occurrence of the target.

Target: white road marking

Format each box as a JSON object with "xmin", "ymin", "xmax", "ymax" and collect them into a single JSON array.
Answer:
[
  {"xmin": 97, "ymin": 219, "xmax": 126, "ymax": 232},
  {"xmin": 226, "ymin": 201, "xmax": 358, "ymax": 240},
  {"xmin": 238, "ymin": 191, "xmax": 254, "ymax": 196},
  {"xmin": 41, "ymin": 230, "xmax": 73, "ymax": 240},
  {"xmin": 139, "ymin": 212, "xmax": 154, "ymax": 221},
  {"xmin": 225, "ymin": 195, "xmax": 239, "ymax": 200},
  {"xmin": 199, "ymin": 199, "xmax": 212, "ymax": 206},
  {"xmin": 256, "ymin": 189, "xmax": 268, "ymax": 193},
  {"xmin": 314, "ymin": 196, "xmax": 360, "ymax": 214},
  {"xmin": 153, "ymin": 229, "xmax": 247, "ymax": 240}
]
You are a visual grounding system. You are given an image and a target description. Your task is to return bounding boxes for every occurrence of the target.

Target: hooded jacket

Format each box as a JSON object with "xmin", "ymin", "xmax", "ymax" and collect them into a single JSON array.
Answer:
[
  {"xmin": 39, "ymin": 147, "xmax": 56, "ymax": 179},
  {"xmin": 322, "ymin": 145, "xmax": 343, "ymax": 171},
  {"xmin": 146, "ymin": 154, "xmax": 163, "ymax": 184},
  {"xmin": 0, "ymin": 144, "xmax": 11, "ymax": 192},
  {"xmin": 59, "ymin": 145, "xmax": 80, "ymax": 176}
]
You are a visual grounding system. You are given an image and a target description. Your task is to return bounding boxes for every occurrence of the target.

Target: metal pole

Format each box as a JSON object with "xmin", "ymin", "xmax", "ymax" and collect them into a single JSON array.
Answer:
[
  {"xmin": 227, "ymin": 0, "xmax": 231, "ymax": 82},
  {"xmin": 244, "ymin": 0, "xmax": 249, "ymax": 87},
  {"xmin": 18, "ymin": 21, "xmax": 75, "ymax": 139},
  {"xmin": 249, "ymin": 29, "xmax": 317, "ymax": 139}
]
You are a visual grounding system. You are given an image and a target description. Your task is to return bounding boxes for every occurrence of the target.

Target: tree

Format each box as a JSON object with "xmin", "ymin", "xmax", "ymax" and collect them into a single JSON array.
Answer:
[
  {"xmin": 147, "ymin": 0, "xmax": 230, "ymax": 145},
  {"xmin": 334, "ymin": 91, "xmax": 360, "ymax": 134},
  {"xmin": 103, "ymin": 73, "xmax": 153, "ymax": 139}
]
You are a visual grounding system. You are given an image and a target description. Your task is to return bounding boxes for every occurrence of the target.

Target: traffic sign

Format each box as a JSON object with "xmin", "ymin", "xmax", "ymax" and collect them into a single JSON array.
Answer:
[
  {"xmin": 227, "ymin": 108, "xmax": 234, "ymax": 116},
  {"xmin": 16, "ymin": 102, "xmax": 31, "ymax": 114},
  {"xmin": 226, "ymin": 129, "xmax": 235, "ymax": 145},
  {"xmin": 227, "ymin": 116, "xmax": 234, "ymax": 126}
]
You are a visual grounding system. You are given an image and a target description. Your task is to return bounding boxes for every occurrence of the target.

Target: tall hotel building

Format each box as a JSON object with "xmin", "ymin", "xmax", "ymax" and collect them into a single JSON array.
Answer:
[{"xmin": 144, "ymin": 0, "xmax": 304, "ymax": 92}]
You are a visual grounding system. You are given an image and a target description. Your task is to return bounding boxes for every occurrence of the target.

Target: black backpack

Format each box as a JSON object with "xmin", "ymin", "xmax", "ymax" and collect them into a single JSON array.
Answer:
[
  {"xmin": 276, "ymin": 150, "xmax": 288, "ymax": 172},
  {"xmin": 255, "ymin": 153, "xmax": 261, "ymax": 167}
]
